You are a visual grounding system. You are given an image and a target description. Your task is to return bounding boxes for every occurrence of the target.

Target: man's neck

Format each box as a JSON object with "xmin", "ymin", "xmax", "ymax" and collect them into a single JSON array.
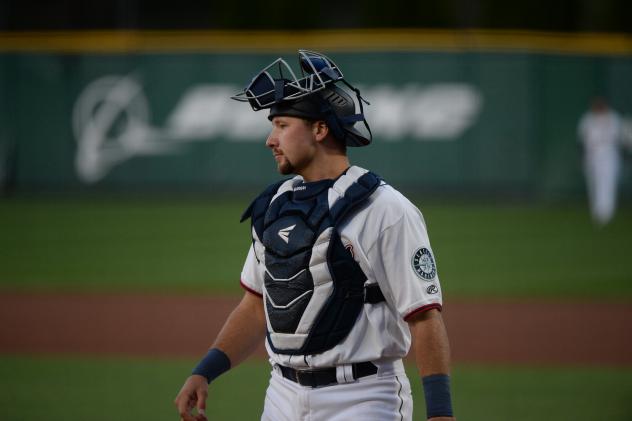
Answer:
[{"xmin": 299, "ymin": 155, "xmax": 350, "ymax": 182}]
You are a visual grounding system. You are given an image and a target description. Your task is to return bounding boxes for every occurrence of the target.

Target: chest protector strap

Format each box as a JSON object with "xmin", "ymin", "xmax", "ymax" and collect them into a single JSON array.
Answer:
[{"xmin": 241, "ymin": 166, "xmax": 385, "ymax": 355}]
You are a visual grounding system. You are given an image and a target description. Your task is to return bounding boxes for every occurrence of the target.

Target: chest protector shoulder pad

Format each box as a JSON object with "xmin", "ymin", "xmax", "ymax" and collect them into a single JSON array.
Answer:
[{"xmin": 241, "ymin": 166, "xmax": 382, "ymax": 355}]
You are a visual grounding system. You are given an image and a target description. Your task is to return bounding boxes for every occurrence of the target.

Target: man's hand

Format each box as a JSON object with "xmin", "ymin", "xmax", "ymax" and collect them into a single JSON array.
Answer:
[
  {"xmin": 428, "ymin": 417, "xmax": 455, "ymax": 421},
  {"xmin": 174, "ymin": 292, "xmax": 265, "ymax": 420},
  {"xmin": 174, "ymin": 375, "xmax": 209, "ymax": 421}
]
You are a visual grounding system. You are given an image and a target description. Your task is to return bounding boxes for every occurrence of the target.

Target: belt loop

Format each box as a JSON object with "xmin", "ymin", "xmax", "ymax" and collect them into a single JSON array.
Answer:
[
  {"xmin": 343, "ymin": 364, "xmax": 354, "ymax": 382},
  {"xmin": 335, "ymin": 366, "xmax": 346, "ymax": 384},
  {"xmin": 335, "ymin": 364, "xmax": 355, "ymax": 384}
]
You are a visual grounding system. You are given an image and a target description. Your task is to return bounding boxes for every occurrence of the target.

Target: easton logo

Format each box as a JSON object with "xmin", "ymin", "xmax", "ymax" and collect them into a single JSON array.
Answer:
[{"xmin": 278, "ymin": 224, "xmax": 296, "ymax": 244}]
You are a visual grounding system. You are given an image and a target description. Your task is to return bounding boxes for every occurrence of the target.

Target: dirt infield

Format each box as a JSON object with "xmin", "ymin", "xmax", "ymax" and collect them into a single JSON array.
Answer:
[{"xmin": 1, "ymin": 292, "xmax": 630, "ymax": 365}]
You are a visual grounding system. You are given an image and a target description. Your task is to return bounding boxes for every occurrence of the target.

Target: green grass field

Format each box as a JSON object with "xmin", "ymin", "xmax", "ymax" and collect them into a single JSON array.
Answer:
[
  {"xmin": 1, "ymin": 198, "xmax": 631, "ymax": 297},
  {"xmin": 2, "ymin": 198, "xmax": 631, "ymax": 421},
  {"xmin": 0, "ymin": 355, "xmax": 630, "ymax": 421}
]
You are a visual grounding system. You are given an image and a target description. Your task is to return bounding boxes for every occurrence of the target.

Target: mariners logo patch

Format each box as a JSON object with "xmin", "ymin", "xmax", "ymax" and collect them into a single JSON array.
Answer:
[{"xmin": 412, "ymin": 247, "xmax": 437, "ymax": 281}]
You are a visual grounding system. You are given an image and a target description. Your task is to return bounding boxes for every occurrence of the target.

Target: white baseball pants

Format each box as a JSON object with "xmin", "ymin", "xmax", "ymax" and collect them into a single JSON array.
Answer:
[
  {"xmin": 584, "ymin": 146, "xmax": 621, "ymax": 225},
  {"xmin": 261, "ymin": 362, "xmax": 413, "ymax": 421}
]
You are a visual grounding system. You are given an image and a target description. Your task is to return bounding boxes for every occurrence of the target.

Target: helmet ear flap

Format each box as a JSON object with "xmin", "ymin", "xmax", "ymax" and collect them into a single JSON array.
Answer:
[
  {"xmin": 320, "ymin": 103, "xmax": 348, "ymax": 144},
  {"xmin": 318, "ymin": 85, "xmax": 372, "ymax": 147}
]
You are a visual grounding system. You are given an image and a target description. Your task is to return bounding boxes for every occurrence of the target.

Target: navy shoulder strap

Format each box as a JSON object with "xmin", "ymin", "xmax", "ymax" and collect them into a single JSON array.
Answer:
[
  {"xmin": 330, "ymin": 171, "xmax": 381, "ymax": 226},
  {"xmin": 240, "ymin": 178, "xmax": 290, "ymax": 239}
]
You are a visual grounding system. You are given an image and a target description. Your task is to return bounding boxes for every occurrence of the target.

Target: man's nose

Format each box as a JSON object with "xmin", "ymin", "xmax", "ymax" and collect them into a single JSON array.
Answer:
[{"xmin": 265, "ymin": 132, "xmax": 277, "ymax": 148}]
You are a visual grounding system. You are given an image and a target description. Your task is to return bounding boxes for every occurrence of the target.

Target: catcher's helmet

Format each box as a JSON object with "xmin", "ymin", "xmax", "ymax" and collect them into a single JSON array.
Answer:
[{"xmin": 232, "ymin": 50, "xmax": 372, "ymax": 147}]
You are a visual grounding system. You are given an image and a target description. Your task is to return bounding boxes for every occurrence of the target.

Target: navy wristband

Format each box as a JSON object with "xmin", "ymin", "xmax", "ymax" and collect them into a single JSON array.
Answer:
[
  {"xmin": 422, "ymin": 374, "xmax": 454, "ymax": 418},
  {"xmin": 192, "ymin": 348, "xmax": 231, "ymax": 384}
]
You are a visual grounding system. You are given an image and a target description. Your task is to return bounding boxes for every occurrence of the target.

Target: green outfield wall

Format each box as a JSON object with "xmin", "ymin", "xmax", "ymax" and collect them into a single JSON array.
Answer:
[{"xmin": 2, "ymin": 31, "xmax": 632, "ymax": 199}]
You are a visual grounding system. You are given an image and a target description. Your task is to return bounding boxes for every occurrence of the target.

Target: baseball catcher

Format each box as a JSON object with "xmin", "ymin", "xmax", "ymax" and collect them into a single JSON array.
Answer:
[{"xmin": 175, "ymin": 50, "xmax": 455, "ymax": 421}]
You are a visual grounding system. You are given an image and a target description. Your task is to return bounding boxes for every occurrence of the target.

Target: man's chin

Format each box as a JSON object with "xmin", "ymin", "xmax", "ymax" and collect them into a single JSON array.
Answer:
[{"xmin": 277, "ymin": 162, "xmax": 295, "ymax": 175}]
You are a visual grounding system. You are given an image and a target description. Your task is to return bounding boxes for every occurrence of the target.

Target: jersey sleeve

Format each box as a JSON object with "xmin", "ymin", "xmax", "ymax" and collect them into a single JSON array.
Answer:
[
  {"xmin": 366, "ymin": 202, "xmax": 443, "ymax": 321},
  {"xmin": 240, "ymin": 243, "xmax": 264, "ymax": 297}
]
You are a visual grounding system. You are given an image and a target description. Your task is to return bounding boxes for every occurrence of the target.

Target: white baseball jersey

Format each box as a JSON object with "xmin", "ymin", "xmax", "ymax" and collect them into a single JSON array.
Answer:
[
  {"xmin": 241, "ymin": 170, "xmax": 443, "ymax": 369},
  {"xmin": 578, "ymin": 109, "xmax": 622, "ymax": 152}
]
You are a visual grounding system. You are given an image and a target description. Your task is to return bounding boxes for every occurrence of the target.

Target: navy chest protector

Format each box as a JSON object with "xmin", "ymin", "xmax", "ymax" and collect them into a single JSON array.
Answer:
[{"xmin": 241, "ymin": 167, "xmax": 385, "ymax": 355}]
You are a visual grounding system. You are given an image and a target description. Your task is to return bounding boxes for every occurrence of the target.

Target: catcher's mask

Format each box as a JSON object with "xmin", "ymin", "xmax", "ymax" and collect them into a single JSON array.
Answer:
[{"xmin": 231, "ymin": 50, "xmax": 372, "ymax": 147}]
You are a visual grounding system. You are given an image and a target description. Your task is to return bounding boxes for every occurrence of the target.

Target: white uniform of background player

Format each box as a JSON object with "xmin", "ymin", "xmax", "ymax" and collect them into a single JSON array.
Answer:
[
  {"xmin": 578, "ymin": 98, "xmax": 623, "ymax": 225},
  {"xmin": 241, "ymin": 173, "xmax": 443, "ymax": 420}
]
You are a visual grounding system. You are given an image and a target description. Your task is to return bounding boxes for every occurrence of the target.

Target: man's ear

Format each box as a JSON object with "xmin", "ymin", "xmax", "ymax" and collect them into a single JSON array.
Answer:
[{"xmin": 313, "ymin": 121, "xmax": 329, "ymax": 142}]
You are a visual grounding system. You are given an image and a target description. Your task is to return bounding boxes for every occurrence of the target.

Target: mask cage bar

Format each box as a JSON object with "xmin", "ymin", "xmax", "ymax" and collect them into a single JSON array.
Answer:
[{"xmin": 231, "ymin": 50, "xmax": 345, "ymax": 110}]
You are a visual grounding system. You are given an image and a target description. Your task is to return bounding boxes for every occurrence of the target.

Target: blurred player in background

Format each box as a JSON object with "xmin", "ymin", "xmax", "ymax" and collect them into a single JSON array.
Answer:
[{"xmin": 577, "ymin": 97, "xmax": 623, "ymax": 226}]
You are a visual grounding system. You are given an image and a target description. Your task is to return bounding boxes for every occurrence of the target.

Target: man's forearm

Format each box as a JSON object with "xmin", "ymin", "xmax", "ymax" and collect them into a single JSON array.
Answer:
[
  {"xmin": 176, "ymin": 291, "xmax": 267, "ymax": 420},
  {"xmin": 408, "ymin": 308, "xmax": 455, "ymax": 420},
  {"xmin": 211, "ymin": 291, "xmax": 267, "ymax": 367},
  {"xmin": 409, "ymin": 309, "xmax": 451, "ymax": 376}
]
